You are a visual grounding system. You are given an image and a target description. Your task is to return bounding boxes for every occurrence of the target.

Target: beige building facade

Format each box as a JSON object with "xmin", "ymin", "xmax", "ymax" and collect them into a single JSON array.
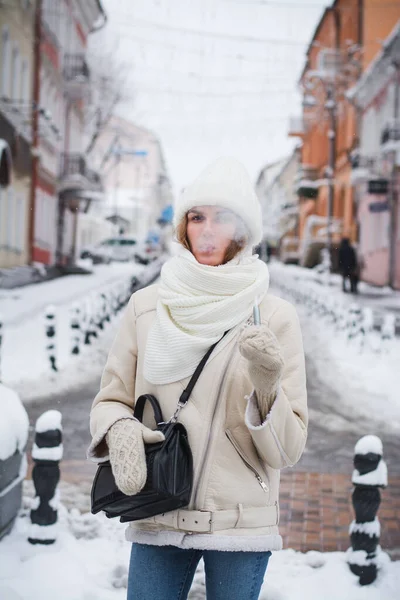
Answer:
[
  {"xmin": 93, "ymin": 115, "xmax": 173, "ymax": 240},
  {"xmin": 0, "ymin": 0, "xmax": 35, "ymax": 268}
]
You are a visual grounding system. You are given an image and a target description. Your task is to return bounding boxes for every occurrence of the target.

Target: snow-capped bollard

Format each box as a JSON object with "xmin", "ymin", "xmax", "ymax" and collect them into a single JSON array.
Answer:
[
  {"xmin": 360, "ymin": 308, "xmax": 378, "ymax": 352},
  {"xmin": 111, "ymin": 290, "xmax": 119, "ymax": 316},
  {"xmin": 28, "ymin": 410, "xmax": 63, "ymax": 545},
  {"xmin": 70, "ymin": 303, "xmax": 81, "ymax": 355},
  {"xmin": 83, "ymin": 296, "xmax": 97, "ymax": 345},
  {"xmin": 347, "ymin": 303, "xmax": 363, "ymax": 343},
  {"xmin": 45, "ymin": 305, "xmax": 58, "ymax": 372},
  {"xmin": 96, "ymin": 293, "xmax": 106, "ymax": 331},
  {"xmin": 347, "ymin": 435, "xmax": 388, "ymax": 585},
  {"xmin": 380, "ymin": 313, "xmax": 396, "ymax": 349}
]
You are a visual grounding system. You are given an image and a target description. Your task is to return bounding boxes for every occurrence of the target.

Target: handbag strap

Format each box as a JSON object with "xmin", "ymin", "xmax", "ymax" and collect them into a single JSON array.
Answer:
[
  {"xmin": 178, "ymin": 331, "xmax": 229, "ymax": 407},
  {"xmin": 134, "ymin": 393, "xmax": 163, "ymax": 424},
  {"xmin": 135, "ymin": 331, "xmax": 230, "ymax": 426}
]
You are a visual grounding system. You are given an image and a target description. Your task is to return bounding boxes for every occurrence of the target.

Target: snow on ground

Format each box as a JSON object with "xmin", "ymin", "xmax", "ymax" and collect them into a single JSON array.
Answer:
[
  {"xmin": 12, "ymin": 310, "xmax": 122, "ymax": 403},
  {"xmin": 0, "ymin": 490, "xmax": 398, "ymax": 600},
  {"xmin": 271, "ymin": 262, "xmax": 400, "ymax": 316},
  {"xmin": 269, "ymin": 262, "xmax": 400, "ymax": 435},
  {"xmin": 0, "ymin": 262, "xmax": 144, "ymax": 390}
]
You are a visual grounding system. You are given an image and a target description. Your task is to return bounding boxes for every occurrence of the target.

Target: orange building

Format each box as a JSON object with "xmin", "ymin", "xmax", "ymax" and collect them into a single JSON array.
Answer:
[{"xmin": 290, "ymin": 0, "xmax": 400, "ymax": 267}]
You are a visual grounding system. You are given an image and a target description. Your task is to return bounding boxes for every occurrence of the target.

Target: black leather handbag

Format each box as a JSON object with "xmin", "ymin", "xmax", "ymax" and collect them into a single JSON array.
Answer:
[{"xmin": 90, "ymin": 335, "xmax": 224, "ymax": 522}]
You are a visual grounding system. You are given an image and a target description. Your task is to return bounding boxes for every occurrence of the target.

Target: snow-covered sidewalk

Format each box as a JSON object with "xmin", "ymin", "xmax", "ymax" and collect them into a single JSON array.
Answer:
[
  {"xmin": 270, "ymin": 262, "xmax": 400, "ymax": 321},
  {"xmin": 0, "ymin": 489, "xmax": 398, "ymax": 600},
  {"xmin": 269, "ymin": 262, "xmax": 400, "ymax": 436},
  {"xmin": 0, "ymin": 262, "xmax": 144, "ymax": 389}
]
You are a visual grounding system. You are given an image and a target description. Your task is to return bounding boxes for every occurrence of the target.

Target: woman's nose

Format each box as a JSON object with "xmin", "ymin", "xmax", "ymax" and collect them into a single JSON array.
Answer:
[{"xmin": 202, "ymin": 220, "xmax": 214, "ymax": 235}]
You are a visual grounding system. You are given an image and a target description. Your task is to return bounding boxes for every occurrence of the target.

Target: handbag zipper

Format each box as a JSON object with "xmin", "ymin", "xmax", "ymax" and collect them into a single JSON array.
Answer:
[
  {"xmin": 190, "ymin": 342, "xmax": 237, "ymax": 509},
  {"xmin": 225, "ymin": 429, "xmax": 269, "ymax": 494}
]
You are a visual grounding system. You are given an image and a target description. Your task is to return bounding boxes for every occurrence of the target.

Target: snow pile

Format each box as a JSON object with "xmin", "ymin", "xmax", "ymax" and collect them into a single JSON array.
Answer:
[
  {"xmin": 0, "ymin": 500, "xmax": 399, "ymax": 600},
  {"xmin": 0, "ymin": 384, "xmax": 29, "ymax": 460}
]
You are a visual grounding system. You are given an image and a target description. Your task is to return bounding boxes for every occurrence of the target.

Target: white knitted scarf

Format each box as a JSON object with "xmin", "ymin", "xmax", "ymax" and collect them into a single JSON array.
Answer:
[{"xmin": 143, "ymin": 247, "xmax": 270, "ymax": 384}]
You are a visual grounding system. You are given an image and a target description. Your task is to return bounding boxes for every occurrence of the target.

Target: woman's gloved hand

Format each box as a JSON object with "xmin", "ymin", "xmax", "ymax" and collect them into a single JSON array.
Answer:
[
  {"xmin": 106, "ymin": 419, "xmax": 165, "ymax": 496},
  {"xmin": 238, "ymin": 324, "xmax": 284, "ymax": 420}
]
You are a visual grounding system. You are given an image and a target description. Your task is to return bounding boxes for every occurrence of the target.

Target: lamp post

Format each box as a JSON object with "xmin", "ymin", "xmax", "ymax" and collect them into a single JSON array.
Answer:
[{"xmin": 325, "ymin": 85, "xmax": 337, "ymax": 273}]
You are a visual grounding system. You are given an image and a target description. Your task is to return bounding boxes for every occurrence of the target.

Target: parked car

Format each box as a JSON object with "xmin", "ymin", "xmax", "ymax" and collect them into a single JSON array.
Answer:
[
  {"xmin": 134, "ymin": 239, "xmax": 162, "ymax": 265},
  {"xmin": 80, "ymin": 236, "xmax": 140, "ymax": 263}
]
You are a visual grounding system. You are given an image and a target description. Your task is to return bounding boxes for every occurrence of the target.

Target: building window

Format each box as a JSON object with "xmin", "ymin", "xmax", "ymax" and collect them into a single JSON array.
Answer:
[
  {"xmin": 15, "ymin": 196, "xmax": 25, "ymax": 252},
  {"xmin": 11, "ymin": 44, "xmax": 20, "ymax": 100},
  {"xmin": 7, "ymin": 188, "xmax": 14, "ymax": 248},
  {"xmin": 21, "ymin": 58, "xmax": 30, "ymax": 103},
  {"xmin": 0, "ymin": 188, "xmax": 6, "ymax": 247},
  {"xmin": 1, "ymin": 26, "xmax": 11, "ymax": 97}
]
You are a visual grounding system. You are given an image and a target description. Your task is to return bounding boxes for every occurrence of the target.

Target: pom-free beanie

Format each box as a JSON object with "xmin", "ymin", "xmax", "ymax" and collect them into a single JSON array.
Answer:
[{"xmin": 173, "ymin": 157, "xmax": 263, "ymax": 246}]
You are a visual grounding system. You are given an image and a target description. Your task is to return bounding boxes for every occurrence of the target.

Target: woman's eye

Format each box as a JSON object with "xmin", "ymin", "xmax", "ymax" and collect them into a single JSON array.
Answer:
[{"xmin": 189, "ymin": 214, "xmax": 203, "ymax": 222}]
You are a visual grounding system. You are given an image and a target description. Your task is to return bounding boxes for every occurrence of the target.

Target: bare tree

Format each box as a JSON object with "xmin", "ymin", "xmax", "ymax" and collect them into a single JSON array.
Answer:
[{"xmin": 84, "ymin": 47, "xmax": 132, "ymax": 157}]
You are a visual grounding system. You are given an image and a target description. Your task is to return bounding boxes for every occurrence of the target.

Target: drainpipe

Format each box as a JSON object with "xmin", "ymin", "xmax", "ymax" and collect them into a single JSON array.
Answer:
[
  {"xmin": 326, "ymin": 3, "xmax": 341, "ymax": 271},
  {"xmin": 388, "ymin": 60, "xmax": 400, "ymax": 289},
  {"xmin": 28, "ymin": 0, "xmax": 42, "ymax": 265}
]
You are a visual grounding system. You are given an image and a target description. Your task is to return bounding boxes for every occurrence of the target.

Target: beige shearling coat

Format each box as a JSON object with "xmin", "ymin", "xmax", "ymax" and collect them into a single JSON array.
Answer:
[{"xmin": 88, "ymin": 284, "xmax": 308, "ymax": 552}]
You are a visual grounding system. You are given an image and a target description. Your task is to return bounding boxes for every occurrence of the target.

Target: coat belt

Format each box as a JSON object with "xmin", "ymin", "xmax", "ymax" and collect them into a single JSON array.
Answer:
[{"xmin": 151, "ymin": 504, "xmax": 279, "ymax": 533}]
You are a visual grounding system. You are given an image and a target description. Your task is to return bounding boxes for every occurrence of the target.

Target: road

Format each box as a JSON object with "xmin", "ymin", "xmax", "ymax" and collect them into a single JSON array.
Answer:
[{"xmin": 24, "ymin": 345, "xmax": 400, "ymax": 478}]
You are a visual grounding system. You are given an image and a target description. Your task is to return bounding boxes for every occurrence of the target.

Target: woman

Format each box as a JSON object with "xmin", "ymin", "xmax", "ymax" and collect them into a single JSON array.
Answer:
[{"xmin": 88, "ymin": 157, "xmax": 308, "ymax": 600}]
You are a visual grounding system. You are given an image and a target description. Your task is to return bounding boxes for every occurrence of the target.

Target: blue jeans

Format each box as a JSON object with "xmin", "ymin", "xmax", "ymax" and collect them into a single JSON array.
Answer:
[{"xmin": 127, "ymin": 543, "xmax": 271, "ymax": 600}]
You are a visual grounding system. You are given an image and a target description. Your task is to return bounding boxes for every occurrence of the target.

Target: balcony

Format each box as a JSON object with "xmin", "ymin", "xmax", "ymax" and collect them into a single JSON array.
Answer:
[
  {"xmin": 59, "ymin": 153, "xmax": 102, "ymax": 198},
  {"xmin": 63, "ymin": 54, "xmax": 90, "ymax": 99},
  {"xmin": 381, "ymin": 120, "xmax": 400, "ymax": 153},
  {"xmin": 350, "ymin": 151, "xmax": 377, "ymax": 185},
  {"xmin": 294, "ymin": 166, "xmax": 320, "ymax": 199}
]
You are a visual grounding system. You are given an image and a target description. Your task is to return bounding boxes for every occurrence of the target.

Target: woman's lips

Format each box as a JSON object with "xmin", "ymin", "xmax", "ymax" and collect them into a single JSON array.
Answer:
[{"xmin": 197, "ymin": 243, "xmax": 216, "ymax": 253}]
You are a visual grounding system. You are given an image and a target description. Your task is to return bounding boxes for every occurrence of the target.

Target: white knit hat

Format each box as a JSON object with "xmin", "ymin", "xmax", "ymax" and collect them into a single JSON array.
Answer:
[{"xmin": 174, "ymin": 157, "xmax": 263, "ymax": 246}]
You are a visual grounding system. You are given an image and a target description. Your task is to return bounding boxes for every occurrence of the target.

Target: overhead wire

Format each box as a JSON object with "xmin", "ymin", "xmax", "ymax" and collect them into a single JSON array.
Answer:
[{"xmin": 112, "ymin": 16, "xmax": 310, "ymax": 46}]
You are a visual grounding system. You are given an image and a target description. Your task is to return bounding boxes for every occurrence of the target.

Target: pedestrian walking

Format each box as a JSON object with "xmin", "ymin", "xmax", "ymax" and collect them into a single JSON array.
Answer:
[
  {"xmin": 338, "ymin": 237, "xmax": 359, "ymax": 294},
  {"xmin": 88, "ymin": 157, "xmax": 308, "ymax": 600}
]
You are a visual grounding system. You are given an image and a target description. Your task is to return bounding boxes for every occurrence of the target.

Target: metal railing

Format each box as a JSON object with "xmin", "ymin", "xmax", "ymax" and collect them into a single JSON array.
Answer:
[
  {"xmin": 350, "ymin": 153, "xmax": 376, "ymax": 170},
  {"xmin": 63, "ymin": 54, "xmax": 90, "ymax": 83},
  {"xmin": 60, "ymin": 153, "xmax": 101, "ymax": 187},
  {"xmin": 381, "ymin": 121, "xmax": 400, "ymax": 146}
]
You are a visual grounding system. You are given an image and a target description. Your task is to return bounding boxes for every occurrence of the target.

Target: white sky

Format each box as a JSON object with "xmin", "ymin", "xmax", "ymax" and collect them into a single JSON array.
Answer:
[{"xmin": 94, "ymin": 0, "xmax": 328, "ymax": 194}]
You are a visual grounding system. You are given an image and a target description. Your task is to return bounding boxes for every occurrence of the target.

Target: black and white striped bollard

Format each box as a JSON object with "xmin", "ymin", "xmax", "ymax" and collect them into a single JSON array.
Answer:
[
  {"xmin": 347, "ymin": 435, "xmax": 388, "ymax": 585},
  {"xmin": 70, "ymin": 303, "xmax": 81, "ymax": 355},
  {"xmin": 28, "ymin": 410, "xmax": 63, "ymax": 545},
  {"xmin": 45, "ymin": 305, "xmax": 58, "ymax": 372}
]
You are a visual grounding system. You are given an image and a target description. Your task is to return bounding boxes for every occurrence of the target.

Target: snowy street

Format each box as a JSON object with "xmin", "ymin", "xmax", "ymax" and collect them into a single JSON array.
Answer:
[
  {"xmin": 22, "ymin": 298, "xmax": 400, "ymax": 475},
  {"xmin": 2, "ymin": 0, "xmax": 400, "ymax": 596},
  {"xmin": 1, "ymin": 264, "xmax": 400, "ymax": 599},
  {"xmin": 10, "ymin": 260, "xmax": 399, "ymax": 476}
]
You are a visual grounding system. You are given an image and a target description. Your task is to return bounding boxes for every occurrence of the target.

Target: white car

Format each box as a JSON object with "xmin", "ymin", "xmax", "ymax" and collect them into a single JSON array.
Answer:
[
  {"xmin": 80, "ymin": 237, "xmax": 140, "ymax": 263},
  {"xmin": 134, "ymin": 240, "xmax": 162, "ymax": 264}
]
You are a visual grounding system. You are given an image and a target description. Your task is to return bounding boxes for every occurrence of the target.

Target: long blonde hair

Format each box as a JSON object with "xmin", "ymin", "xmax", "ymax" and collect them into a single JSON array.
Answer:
[{"xmin": 175, "ymin": 211, "xmax": 249, "ymax": 264}]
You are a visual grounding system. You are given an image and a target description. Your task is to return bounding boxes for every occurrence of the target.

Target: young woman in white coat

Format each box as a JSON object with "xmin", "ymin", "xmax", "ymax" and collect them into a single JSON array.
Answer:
[{"xmin": 88, "ymin": 157, "xmax": 308, "ymax": 600}]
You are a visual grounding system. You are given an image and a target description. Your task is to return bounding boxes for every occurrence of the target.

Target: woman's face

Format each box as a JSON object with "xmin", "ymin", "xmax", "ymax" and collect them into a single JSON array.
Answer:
[{"xmin": 186, "ymin": 205, "xmax": 238, "ymax": 266}]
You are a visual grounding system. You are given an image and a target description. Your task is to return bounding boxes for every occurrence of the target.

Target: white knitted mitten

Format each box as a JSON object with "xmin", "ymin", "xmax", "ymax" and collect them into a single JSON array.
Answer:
[
  {"xmin": 106, "ymin": 419, "xmax": 165, "ymax": 496},
  {"xmin": 238, "ymin": 324, "xmax": 284, "ymax": 420}
]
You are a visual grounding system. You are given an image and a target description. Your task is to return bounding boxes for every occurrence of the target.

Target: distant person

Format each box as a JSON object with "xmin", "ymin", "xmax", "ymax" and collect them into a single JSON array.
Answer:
[{"xmin": 338, "ymin": 237, "xmax": 358, "ymax": 294}]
